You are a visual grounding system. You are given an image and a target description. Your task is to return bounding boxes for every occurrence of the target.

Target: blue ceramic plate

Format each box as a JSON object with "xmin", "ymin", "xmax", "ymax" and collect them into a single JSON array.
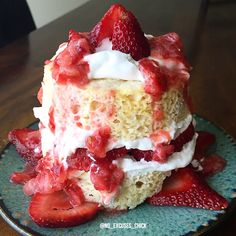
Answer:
[{"xmin": 0, "ymin": 115, "xmax": 236, "ymax": 236}]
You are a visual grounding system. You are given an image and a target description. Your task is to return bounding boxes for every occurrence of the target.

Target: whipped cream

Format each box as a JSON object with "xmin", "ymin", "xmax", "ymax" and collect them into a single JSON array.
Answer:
[
  {"xmin": 34, "ymin": 104, "xmax": 192, "ymax": 160},
  {"xmin": 113, "ymin": 133, "xmax": 198, "ymax": 175},
  {"xmin": 84, "ymin": 50, "xmax": 144, "ymax": 81}
]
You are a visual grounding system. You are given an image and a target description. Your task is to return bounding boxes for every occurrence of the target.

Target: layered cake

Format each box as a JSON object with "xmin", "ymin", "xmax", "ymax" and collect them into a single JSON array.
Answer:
[{"xmin": 8, "ymin": 4, "xmax": 228, "ymax": 228}]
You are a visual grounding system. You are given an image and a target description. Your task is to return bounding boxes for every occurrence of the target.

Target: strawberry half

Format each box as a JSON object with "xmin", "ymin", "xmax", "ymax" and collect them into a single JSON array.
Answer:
[
  {"xmin": 8, "ymin": 128, "xmax": 42, "ymax": 165},
  {"xmin": 112, "ymin": 14, "xmax": 150, "ymax": 60},
  {"xmin": 29, "ymin": 191, "xmax": 99, "ymax": 228},
  {"xmin": 147, "ymin": 166, "xmax": 228, "ymax": 210},
  {"xmin": 89, "ymin": 4, "xmax": 150, "ymax": 60}
]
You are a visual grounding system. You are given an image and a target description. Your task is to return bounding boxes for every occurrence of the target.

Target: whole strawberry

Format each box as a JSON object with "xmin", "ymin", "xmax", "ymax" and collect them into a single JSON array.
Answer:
[{"xmin": 89, "ymin": 4, "xmax": 150, "ymax": 60}]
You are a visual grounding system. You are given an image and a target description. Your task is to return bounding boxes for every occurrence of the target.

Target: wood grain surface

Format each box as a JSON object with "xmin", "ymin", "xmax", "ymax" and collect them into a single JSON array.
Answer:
[{"xmin": 0, "ymin": 0, "xmax": 235, "ymax": 235}]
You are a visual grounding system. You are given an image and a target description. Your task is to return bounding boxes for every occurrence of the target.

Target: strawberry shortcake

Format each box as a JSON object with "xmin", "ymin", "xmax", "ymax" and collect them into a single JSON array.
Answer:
[{"xmin": 8, "ymin": 4, "xmax": 228, "ymax": 228}]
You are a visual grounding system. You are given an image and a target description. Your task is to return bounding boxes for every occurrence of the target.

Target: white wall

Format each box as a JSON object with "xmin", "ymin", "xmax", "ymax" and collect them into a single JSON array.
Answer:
[{"xmin": 26, "ymin": 0, "xmax": 89, "ymax": 28}]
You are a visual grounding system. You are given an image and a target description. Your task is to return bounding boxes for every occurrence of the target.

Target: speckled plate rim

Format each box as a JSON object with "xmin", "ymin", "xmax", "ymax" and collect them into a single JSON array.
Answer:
[{"xmin": 0, "ymin": 114, "xmax": 236, "ymax": 236}]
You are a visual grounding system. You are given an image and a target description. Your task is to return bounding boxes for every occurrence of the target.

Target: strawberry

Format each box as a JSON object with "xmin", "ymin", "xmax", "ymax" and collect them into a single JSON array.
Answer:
[
  {"xmin": 8, "ymin": 128, "xmax": 42, "ymax": 165},
  {"xmin": 149, "ymin": 32, "xmax": 189, "ymax": 70},
  {"xmin": 130, "ymin": 144, "xmax": 174, "ymax": 163},
  {"xmin": 106, "ymin": 147, "xmax": 128, "ymax": 161},
  {"xmin": 195, "ymin": 131, "xmax": 216, "ymax": 153},
  {"xmin": 23, "ymin": 156, "xmax": 67, "ymax": 195},
  {"xmin": 23, "ymin": 170, "xmax": 65, "ymax": 196},
  {"xmin": 90, "ymin": 160, "xmax": 124, "ymax": 192},
  {"xmin": 67, "ymin": 148, "xmax": 92, "ymax": 172},
  {"xmin": 129, "ymin": 149, "xmax": 153, "ymax": 161},
  {"xmin": 67, "ymin": 147, "xmax": 127, "ymax": 172},
  {"xmin": 201, "ymin": 154, "xmax": 226, "ymax": 177},
  {"xmin": 193, "ymin": 154, "xmax": 226, "ymax": 177},
  {"xmin": 29, "ymin": 191, "xmax": 99, "ymax": 228},
  {"xmin": 147, "ymin": 167, "xmax": 228, "ymax": 210},
  {"xmin": 63, "ymin": 179, "xmax": 85, "ymax": 207},
  {"xmin": 112, "ymin": 16, "xmax": 150, "ymax": 60},
  {"xmin": 86, "ymin": 126, "xmax": 111, "ymax": 158},
  {"xmin": 10, "ymin": 162, "xmax": 37, "ymax": 185},
  {"xmin": 53, "ymin": 30, "xmax": 91, "ymax": 86},
  {"xmin": 139, "ymin": 59, "xmax": 167, "ymax": 98},
  {"xmin": 89, "ymin": 4, "xmax": 150, "ymax": 60},
  {"xmin": 152, "ymin": 144, "xmax": 174, "ymax": 163},
  {"xmin": 171, "ymin": 123, "xmax": 195, "ymax": 152}
]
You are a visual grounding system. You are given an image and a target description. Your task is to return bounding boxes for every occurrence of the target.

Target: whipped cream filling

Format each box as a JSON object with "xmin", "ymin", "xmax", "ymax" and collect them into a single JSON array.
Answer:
[
  {"xmin": 34, "ymin": 105, "xmax": 192, "ymax": 160},
  {"xmin": 113, "ymin": 133, "xmax": 198, "ymax": 175}
]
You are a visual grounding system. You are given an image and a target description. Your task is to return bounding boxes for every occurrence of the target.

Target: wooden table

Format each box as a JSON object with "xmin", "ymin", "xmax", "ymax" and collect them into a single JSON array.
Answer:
[{"xmin": 0, "ymin": 0, "xmax": 235, "ymax": 235}]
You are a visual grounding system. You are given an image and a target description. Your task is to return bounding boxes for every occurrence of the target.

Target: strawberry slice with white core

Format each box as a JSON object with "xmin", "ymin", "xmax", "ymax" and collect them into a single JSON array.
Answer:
[
  {"xmin": 29, "ymin": 191, "xmax": 99, "ymax": 228},
  {"xmin": 147, "ymin": 166, "xmax": 228, "ymax": 210}
]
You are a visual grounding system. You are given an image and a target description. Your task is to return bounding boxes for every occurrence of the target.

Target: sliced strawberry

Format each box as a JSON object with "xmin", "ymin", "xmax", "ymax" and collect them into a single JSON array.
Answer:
[
  {"xmin": 171, "ymin": 123, "xmax": 195, "ymax": 152},
  {"xmin": 89, "ymin": 4, "xmax": 150, "ymax": 60},
  {"xmin": 193, "ymin": 153, "xmax": 226, "ymax": 177},
  {"xmin": 149, "ymin": 32, "xmax": 189, "ymax": 70},
  {"xmin": 23, "ymin": 170, "xmax": 64, "ymax": 196},
  {"xmin": 86, "ymin": 126, "xmax": 111, "ymax": 158},
  {"xmin": 129, "ymin": 149, "xmax": 153, "ymax": 161},
  {"xmin": 201, "ymin": 154, "xmax": 226, "ymax": 177},
  {"xmin": 67, "ymin": 147, "xmax": 127, "ymax": 172},
  {"xmin": 8, "ymin": 128, "xmax": 42, "ymax": 165},
  {"xmin": 53, "ymin": 30, "xmax": 91, "ymax": 86},
  {"xmin": 29, "ymin": 191, "xmax": 99, "ymax": 228},
  {"xmin": 130, "ymin": 144, "xmax": 174, "ymax": 163},
  {"xmin": 106, "ymin": 147, "xmax": 128, "ymax": 161},
  {"xmin": 67, "ymin": 148, "xmax": 92, "ymax": 172},
  {"xmin": 64, "ymin": 179, "xmax": 85, "ymax": 207},
  {"xmin": 152, "ymin": 144, "xmax": 174, "ymax": 163},
  {"xmin": 10, "ymin": 162, "xmax": 37, "ymax": 185},
  {"xmin": 147, "ymin": 166, "xmax": 228, "ymax": 210},
  {"xmin": 195, "ymin": 131, "xmax": 216, "ymax": 153},
  {"xmin": 24, "ymin": 157, "xmax": 67, "ymax": 195},
  {"xmin": 90, "ymin": 160, "xmax": 124, "ymax": 192},
  {"xmin": 139, "ymin": 59, "xmax": 167, "ymax": 98}
]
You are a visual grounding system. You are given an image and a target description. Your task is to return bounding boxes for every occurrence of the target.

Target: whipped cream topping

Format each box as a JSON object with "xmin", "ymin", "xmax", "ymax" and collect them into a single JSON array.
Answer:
[
  {"xmin": 52, "ymin": 36, "xmax": 189, "ymax": 83},
  {"xmin": 113, "ymin": 133, "xmax": 198, "ymax": 175},
  {"xmin": 84, "ymin": 50, "xmax": 144, "ymax": 81}
]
